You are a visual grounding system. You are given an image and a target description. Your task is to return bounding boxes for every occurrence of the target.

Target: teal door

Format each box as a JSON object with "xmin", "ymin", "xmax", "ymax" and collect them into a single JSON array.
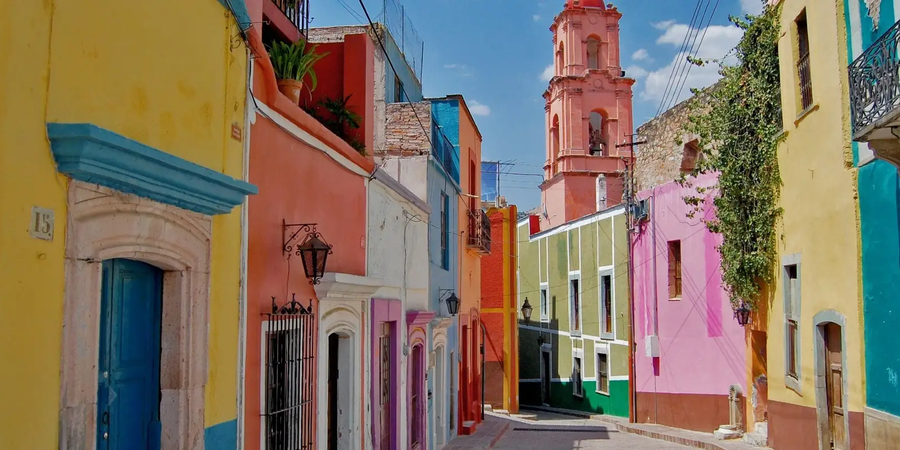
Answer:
[{"xmin": 98, "ymin": 259, "xmax": 163, "ymax": 450}]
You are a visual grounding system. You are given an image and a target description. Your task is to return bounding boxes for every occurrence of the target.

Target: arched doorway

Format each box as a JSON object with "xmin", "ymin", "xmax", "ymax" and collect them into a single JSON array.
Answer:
[
  {"xmin": 814, "ymin": 312, "xmax": 849, "ymax": 450},
  {"xmin": 586, "ymin": 37, "xmax": 601, "ymax": 69},
  {"xmin": 409, "ymin": 344, "xmax": 426, "ymax": 449},
  {"xmin": 327, "ymin": 332, "xmax": 354, "ymax": 450},
  {"xmin": 434, "ymin": 345, "xmax": 446, "ymax": 448},
  {"xmin": 97, "ymin": 259, "xmax": 163, "ymax": 450},
  {"xmin": 551, "ymin": 115, "xmax": 561, "ymax": 174}
]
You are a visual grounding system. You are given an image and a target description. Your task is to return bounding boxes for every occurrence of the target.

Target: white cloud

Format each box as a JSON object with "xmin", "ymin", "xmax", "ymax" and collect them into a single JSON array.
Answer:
[
  {"xmin": 653, "ymin": 19, "xmax": 676, "ymax": 30},
  {"xmin": 640, "ymin": 21, "xmax": 743, "ymax": 104},
  {"xmin": 740, "ymin": 0, "xmax": 764, "ymax": 15},
  {"xmin": 533, "ymin": 14, "xmax": 541, "ymax": 21},
  {"xmin": 540, "ymin": 64, "xmax": 554, "ymax": 81},
  {"xmin": 444, "ymin": 63, "xmax": 463, "ymax": 69},
  {"xmin": 632, "ymin": 48, "xmax": 651, "ymax": 61},
  {"xmin": 625, "ymin": 65, "xmax": 649, "ymax": 79},
  {"xmin": 468, "ymin": 100, "xmax": 491, "ymax": 116}
]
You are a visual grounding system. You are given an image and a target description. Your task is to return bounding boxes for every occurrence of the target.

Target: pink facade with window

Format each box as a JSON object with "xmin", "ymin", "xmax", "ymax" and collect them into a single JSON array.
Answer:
[{"xmin": 630, "ymin": 173, "xmax": 748, "ymax": 433}]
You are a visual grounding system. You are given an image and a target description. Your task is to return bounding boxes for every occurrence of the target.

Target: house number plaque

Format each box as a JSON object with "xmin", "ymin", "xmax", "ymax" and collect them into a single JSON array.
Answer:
[{"xmin": 30, "ymin": 206, "xmax": 54, "ymax": 241}]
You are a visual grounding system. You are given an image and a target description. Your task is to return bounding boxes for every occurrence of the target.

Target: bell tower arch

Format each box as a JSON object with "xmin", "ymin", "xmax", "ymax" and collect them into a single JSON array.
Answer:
[{"xmin": 540, "ymin": 0, "xmax": 635, "ymax": 230}]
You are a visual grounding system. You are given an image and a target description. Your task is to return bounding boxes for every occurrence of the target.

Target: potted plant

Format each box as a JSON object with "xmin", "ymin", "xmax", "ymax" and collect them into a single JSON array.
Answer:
[{"xmin": 267, "ymin": 39, "xmax": 328, "ymax": 105}]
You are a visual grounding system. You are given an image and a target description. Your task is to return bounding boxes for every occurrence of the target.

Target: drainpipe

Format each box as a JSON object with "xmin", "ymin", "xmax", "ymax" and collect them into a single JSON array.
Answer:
[{"xmin": 236, "ymin": 48, "xmax": 253, "ymax": 450}]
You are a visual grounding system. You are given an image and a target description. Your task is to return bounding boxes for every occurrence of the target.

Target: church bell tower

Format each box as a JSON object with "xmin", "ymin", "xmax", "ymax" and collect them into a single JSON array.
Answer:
[{"xmin": 539, "ymin": 0, "xmax": 635, "ymax": 231}]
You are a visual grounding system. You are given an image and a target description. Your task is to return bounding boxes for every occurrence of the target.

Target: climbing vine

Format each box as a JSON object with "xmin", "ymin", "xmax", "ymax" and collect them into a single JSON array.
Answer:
[{"xmin": 681, "ymin": 4, "xmax": 783, "ymax": 312}]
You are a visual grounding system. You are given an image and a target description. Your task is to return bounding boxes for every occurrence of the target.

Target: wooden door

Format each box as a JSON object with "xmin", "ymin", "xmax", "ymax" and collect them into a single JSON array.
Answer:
[
  {"xmin": 97, "ymin": 259, "xmax": 163, "ymax": 450},
  {"xmin": 379, "ymin": 323, "xmax": 392, "ymax": 450},
  {"xmin": 824, "ymin": 323, "xmax": 845, "ymax": 450},
  {"xmin": 541, "ymin": 350, "xmax": 551, "ymax": 405}
]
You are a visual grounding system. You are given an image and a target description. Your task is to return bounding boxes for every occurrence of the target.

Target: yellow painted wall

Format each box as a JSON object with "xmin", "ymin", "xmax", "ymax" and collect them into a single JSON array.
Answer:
[
  {"xmin": 0, "ymin": 0, "xmax": 247, "ymax": 446},
  {"xmin": 769, "ymin": 0, "xmax": 864, "ymax": 413}
]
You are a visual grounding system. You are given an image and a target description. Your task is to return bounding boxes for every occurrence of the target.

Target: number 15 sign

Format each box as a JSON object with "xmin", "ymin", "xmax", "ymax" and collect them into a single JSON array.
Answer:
[{"xmin": 30, "ymin": 206, "xmax": 54, "ymax": 241}]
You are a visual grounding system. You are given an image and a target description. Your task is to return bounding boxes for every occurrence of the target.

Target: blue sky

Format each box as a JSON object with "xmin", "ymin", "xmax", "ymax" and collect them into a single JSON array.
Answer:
[{"xmin": 312, "ymin": 0, "xmax": 763, "ymax": 210}]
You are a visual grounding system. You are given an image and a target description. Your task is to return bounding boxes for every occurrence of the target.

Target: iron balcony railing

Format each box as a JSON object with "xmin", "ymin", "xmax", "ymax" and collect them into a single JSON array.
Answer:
[
  {"xmin": 798, "ymin": 53, "xmax": 813, "ymax": 111},
  {"xmin": 271, "ymin": 0, "xmax": 310, "ymax": 37},
  {"xmin": 467, "ymin": 209, "xmax": 491, "ymax": 255},
  {"xmin": 849, "ymin": 19, "xmax": 900, "ymax": 137},
  {"xmin": 431, "ymin": 119, "xmax": 460, "ymax": 183}
]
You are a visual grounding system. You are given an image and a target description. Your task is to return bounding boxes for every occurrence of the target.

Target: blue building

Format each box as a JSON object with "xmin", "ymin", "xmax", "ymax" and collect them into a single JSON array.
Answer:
[{"xmin": 844, "ymin": 1, "xmax": 900, "ymax": 446}]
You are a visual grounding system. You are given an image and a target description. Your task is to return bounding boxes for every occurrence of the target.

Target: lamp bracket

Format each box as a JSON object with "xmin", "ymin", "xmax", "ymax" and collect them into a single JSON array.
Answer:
[
  {"xmin": 438, "ymin": 289, "xmax": 455, "ymax": 302},
  {"xmin": 282, "ymin": 220, "xmax": 321, "ymax": 257}
]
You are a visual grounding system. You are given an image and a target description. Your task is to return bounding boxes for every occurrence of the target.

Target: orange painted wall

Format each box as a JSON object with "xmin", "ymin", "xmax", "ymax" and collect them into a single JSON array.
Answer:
[
  {"xmin": 245, "ymin": 115, "xmax": 368, "ymax": 450},
  {"xmin": 455, "ymin": 96, "xmax": 484, "ymax": 429},
  {"xmin": 481, "ymin": 206, "xmax": 519, "ymax": 413}
]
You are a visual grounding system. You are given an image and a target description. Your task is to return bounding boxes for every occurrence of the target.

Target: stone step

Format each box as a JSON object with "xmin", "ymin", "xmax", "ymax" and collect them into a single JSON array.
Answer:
[
  {"xmin": 513, "ymin": 413, "xmax": 538, "ymax": 421},
  {"xmin": 754, "ymin": 421, "xmax": 768, "ymax": 436},
  {"xmin": 713, "ymin": 426, "xmax": 742, "ymax": 440},
  {"xmin": 483, "ymin": 404, "xmax": 494, "ymax": 412},
  {"xmin": 743, "ymin": 431, "xmax": 768, "ymax": 447},
  {"xmin": 493, "ymin": 409, "xmax": 510, "ymax": 416}
]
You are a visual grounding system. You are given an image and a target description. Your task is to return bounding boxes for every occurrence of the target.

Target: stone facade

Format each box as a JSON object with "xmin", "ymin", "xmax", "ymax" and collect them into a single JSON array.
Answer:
[
  {"xmin": 384, "ymin": 102, "xmax": 432, "ymax": 155},
  {"xmin": 633, "ymin": 94, "xmax": 704, "ymax": 192}
]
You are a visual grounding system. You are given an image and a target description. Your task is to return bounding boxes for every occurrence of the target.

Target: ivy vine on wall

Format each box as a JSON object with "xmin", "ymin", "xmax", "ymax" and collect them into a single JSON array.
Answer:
[{"xmin": 680, "ymin": 4, "xmax": 783, "ymax": 313}]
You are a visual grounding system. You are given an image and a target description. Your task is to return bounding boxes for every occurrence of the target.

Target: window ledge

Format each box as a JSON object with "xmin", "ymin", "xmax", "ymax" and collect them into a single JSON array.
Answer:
[
  {"xmin": 600, "ymin": 334, "xmax": 615, "ymax": 341},
  {"xmin": 669, "ymin": 296, "xmax": 682, "ymax": 301},
  {"xmin": 595, "ymin": 390, "xmax": 610, "ymax": 397},
  {"xmin": 794, "ymin": 103, "xmax": 820, "ymax": 127},
  {"xmin": 785, "ymin": 375, "xmax": 802, "ymax": 396},
  {"xmin": 570, "ymin": 330, "xmax": 583, "ymax": 337}
]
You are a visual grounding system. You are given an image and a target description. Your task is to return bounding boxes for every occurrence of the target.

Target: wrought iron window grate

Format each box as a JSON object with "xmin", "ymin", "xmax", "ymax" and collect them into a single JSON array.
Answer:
[{"xmin": 263, "ymin": 306, "xmax": 316, "ymax": 450}]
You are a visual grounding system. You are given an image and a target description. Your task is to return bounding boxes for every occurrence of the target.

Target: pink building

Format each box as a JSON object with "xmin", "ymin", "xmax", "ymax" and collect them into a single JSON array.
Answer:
[
  {"xmin": 631, "ymin": 173, "xmax": 747, "ymax": 433},
  {"xmin": 540, "ymin": 0, "xmax": 635, "ymax": 231}
]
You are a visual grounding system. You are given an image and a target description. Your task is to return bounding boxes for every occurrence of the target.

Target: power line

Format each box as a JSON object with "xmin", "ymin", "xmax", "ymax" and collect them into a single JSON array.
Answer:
[{"xmin": 654, "ymin": 0, "xmax": 705, "ymax": 117}]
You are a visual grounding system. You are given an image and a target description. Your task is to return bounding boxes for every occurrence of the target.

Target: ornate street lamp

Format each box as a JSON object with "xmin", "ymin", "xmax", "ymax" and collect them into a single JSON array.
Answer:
[
  {"xmin": 521, "ymin": 297, "xmax": 534, "ymax": 323},
  {"xmin": 283, "ymin": 221, "xmax": 333, "ymax": 285},
  {"xmin": 440, "ymin": 290, "xmax": 460, "ymax": 316},
  {"xmin": 734, "ymin": 301, "xmax": 752, "ymax": 326},
  {"xmin": 298, "ymin": 231, "xmax": 332, "ymax": 284}
]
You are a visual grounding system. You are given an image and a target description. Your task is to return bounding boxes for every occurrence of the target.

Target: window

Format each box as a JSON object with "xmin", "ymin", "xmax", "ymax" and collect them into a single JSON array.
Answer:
[
  {"xmin": 796, "ymin": 9, "xmax": 813, "ymax": 110},
  {"xmin": 596, "ymin": 351, "xmax": 609, "ymax": 395},
  {"xmin": 681, "ymin": 140, "xmax": 701, "ymax": 174},
  {"xmin": 600, "ymin": 273, "xmax": 613, "ymax": 338},
  {"xmin": 557, "ymin": 43, "xmax": 565, "ymax": 76},
  {"xmin": 586, "ymin": 37, "xmax": 601, "ymax": 70},
  {"xmin": 540, "ymin": 284, "xmax": 550, "ymax": 322},
  {"xmin": 783, "ymin": 255, "xmax": 802, "ymax": 393},
  {"xmin": 394, "ymin": 77, "xmax": 406, "ymax": 103},
  {"xmin": 569, "ymin": 276, "xmax": 581, "ymax": 334},
  {"xmin": 262, "ymin": 313, "xmax": 316, "ymax": 450},
  {"xmin": 668, "ymin": 241, "xmax": 682, "ymax": 298},
  {"xmin": 572, "ymin": 355, "xmax": 584, "ymax": 397},
  {"xmin": 440, "ymin": 192, "xmax": 449, "ymax": 270}
]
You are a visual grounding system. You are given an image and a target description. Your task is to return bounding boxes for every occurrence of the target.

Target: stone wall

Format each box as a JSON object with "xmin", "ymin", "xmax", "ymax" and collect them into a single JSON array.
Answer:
[
  {"xmin": 383, "ymin": 102, "xmax": 432, "ymax": 155},
  {"xmin": 634, "ymin": 88, "xmax": 713, "ymax": 192}
]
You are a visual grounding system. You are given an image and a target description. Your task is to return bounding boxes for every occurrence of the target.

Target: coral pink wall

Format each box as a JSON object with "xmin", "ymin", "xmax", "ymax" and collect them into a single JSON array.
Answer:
[{"xmin": 631, "ymin": 173, "xmax": 746, "ymax": 397}]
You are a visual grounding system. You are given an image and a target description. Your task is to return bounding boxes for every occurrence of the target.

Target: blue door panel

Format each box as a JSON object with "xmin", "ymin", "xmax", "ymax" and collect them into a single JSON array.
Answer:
[{"xmin": 98, "ymin": 259, "xmax": 163, "ymax": 450}]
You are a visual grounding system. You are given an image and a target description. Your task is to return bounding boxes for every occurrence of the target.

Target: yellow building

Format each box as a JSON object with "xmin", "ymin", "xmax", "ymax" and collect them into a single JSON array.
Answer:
[
  {"xmin": 759, "ymin": 1, "xmax": 865, "ymax": 449},
  {"xmin": 0, "ymin": 1, "xmax": 256, "ymax": 448}
]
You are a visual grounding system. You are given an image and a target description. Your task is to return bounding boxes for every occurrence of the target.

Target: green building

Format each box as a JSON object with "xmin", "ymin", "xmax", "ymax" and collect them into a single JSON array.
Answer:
[{"xmin": 517, "ymin": 206, "xmax": 631, "ymax": 417}]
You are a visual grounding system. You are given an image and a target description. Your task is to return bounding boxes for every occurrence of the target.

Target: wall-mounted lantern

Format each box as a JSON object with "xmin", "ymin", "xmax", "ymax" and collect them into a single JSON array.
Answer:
[
  {"xmin": 283, "ymin": 220, "xmax": 333, "ymax": 285},
  {"xmin": 439, "ymin": 290, "xmax": 460, "ymax": 316},
  {"xmin": 521, "ymin": 297, "xmax": 534, "ymax": 323},
  {"xmin": 734, "ymin": 301, "xmax": 752, "ymax": 327}
]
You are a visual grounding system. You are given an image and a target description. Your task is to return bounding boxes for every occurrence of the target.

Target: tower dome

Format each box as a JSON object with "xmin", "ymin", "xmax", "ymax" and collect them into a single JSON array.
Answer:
[{"xmin": 565, "ymin": 0, "xmax": 606, "ymax": 9}]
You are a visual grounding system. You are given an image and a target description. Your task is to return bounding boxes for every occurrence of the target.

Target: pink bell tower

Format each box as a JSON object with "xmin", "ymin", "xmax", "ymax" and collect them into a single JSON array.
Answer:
[{"xmin": 539, "ymin": 0, "xmax": 635, "ymax": 231}]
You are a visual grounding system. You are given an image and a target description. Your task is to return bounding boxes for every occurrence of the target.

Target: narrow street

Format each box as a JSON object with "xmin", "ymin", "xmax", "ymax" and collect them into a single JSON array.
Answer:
[{"xmin": 446, "ymin": 412, "xmax": 690, "ymax": 450}]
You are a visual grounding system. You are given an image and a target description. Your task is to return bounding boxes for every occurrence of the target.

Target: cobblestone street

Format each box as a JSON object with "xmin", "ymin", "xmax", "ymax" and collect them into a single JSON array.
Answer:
[{"xmin": 446, "ymin": 412, "xmax": 691, "ymax": 450}]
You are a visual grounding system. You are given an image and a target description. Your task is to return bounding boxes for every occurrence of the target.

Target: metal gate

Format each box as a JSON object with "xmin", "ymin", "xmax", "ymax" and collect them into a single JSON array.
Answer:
[{"xmin": 263, "ymin": 298, "xmax": 317, "ymax": 450}]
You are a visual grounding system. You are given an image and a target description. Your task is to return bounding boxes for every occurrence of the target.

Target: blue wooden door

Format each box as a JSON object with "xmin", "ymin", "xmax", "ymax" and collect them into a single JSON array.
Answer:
[{"xmin": 97, "ymin": 259, "xmax": 163, "ymax": 450}]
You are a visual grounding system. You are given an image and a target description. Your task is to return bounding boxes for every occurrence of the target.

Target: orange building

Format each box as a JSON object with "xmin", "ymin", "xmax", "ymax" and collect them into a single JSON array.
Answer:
[
  {"xmin": 480, "ymin": 204, "xmax": 520, "ymax": 414},
  {"xmin": 242, "ymin": 4, "xmax": 379, "ymax": 449}
]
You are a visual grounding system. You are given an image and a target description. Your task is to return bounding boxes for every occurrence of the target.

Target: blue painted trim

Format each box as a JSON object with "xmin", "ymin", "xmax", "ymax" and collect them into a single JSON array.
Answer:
[
  {"xmin": 204, "ymin": 420, "xmax": 237, "ymax": 450},
  {"xmin": 47, "ymin": 123, "xmax": 257, "ymax": 216},
  {"xmin": 217, "ymin": 0, "xmax": 252, "ymax": 31}
]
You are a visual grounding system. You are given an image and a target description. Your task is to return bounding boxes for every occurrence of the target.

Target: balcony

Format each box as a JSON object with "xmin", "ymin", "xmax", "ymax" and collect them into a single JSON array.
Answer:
[
  {"xmin": 467, "ymin": 209, "xmax": 491, "ymax": 255},
  {"xmin": 849, "ymin": 20, "xmax": 900, "ymax": 150},
  {"xmin": 266, "ymin": 0, "xmax": 310, "ymax": 40}
]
